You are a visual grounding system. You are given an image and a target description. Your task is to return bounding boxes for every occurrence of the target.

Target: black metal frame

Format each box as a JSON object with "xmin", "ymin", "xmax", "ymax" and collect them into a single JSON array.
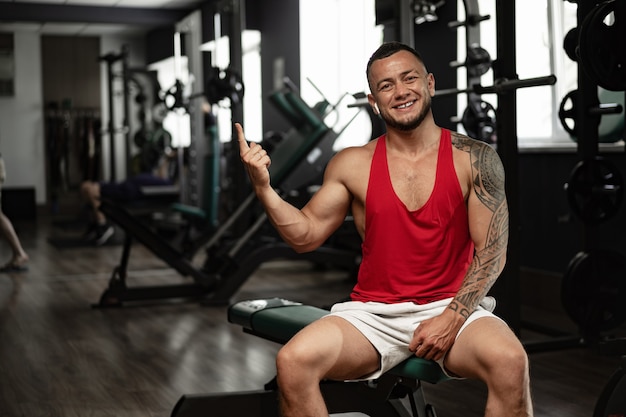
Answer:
[{"xmin": 171, "ymin": 374, "xmax": 435, "ymax": 417}]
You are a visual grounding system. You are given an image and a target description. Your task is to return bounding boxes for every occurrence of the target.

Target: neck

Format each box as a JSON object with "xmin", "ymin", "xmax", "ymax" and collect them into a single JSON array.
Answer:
[{"xmin": 385, "ymin": 119, "xmax": 441, "ymax": 154}]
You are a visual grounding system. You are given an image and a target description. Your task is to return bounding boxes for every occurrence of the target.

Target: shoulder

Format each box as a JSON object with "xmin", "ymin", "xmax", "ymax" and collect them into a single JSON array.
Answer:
[
  {"xmin": 450, "ymin": 132, "xmax": 502, "ymax": 169},
  {"xmin": 321, "ymin": 139, "xmax": 377, "ymax": 194},
  {"xmin": 450, "ymin": 131, "xmax": 489, "ymax": 153},
  {"xmin": 328, "ymin": 139, "xmax": 377, "ymax": 169},
  {"xmin": 449, "ymin": 131, "xmax": 505, "ymax": 193}
]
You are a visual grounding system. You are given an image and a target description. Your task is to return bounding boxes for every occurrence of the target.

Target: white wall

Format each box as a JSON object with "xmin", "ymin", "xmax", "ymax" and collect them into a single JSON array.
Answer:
[{"xmin": 0, "ymin": 32, "xmax": 46, "ymax": 205}]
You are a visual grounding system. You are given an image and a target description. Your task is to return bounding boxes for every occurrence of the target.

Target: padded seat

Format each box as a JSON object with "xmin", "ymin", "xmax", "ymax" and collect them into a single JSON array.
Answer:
[{"xmin": 228, "ymin": 298, "xmax": 450, "ymax": 385}]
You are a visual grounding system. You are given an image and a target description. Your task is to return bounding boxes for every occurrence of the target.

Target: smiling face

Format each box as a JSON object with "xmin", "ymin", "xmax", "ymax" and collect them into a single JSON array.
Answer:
[{"xmin": 367, "ymin": 50, "xmax": 435, "ymax": 132}]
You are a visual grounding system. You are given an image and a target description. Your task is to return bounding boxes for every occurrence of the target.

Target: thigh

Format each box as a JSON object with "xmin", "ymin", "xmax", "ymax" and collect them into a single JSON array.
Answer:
[
  {"xmin": 443, "ymin": 316, "xmax": 524, "ymax": 380},
  {"xmin": 284, "ymin": 315, "xmax": 381, "ymax": 381}
]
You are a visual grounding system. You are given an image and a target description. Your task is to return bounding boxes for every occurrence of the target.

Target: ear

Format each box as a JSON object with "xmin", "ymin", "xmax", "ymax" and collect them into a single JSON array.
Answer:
[
  {"xmin": 367, "ymin": 94, "xmax": 379, "ymax": 114},
  {"xmin": 427, "ymin": 72, "xmax": 436, "ymax": 97}
]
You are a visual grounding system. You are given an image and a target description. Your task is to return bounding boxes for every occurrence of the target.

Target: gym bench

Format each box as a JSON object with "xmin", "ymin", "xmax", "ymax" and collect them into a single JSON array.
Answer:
[{"xmin": 171, "ymin": 298, "xmax": 450, "ymax": 417}]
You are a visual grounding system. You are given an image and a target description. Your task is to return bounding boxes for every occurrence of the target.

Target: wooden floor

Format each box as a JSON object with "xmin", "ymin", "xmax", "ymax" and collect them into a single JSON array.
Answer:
[{"xmin": 0, "ymin": 212, "xmax": 624, "ymax": 417}]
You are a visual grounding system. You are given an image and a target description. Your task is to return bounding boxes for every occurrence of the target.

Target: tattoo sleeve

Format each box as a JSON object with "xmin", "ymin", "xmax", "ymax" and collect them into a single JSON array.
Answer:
[{"xmin": 448, "ymin": 133, "xmax": 509, "ymax": 319}]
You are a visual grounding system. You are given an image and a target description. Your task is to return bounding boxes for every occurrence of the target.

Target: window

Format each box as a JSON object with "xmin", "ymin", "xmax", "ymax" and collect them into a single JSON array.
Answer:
[
  {"xmin": 300, "ymin": 0, "xmax": 382, "ymax": 149},
  {"xmin": 457, "ymin": 0, "xmax": 580, "ymax": 146}
]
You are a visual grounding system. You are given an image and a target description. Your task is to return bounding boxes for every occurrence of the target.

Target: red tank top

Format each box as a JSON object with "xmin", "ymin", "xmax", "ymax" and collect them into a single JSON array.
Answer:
[{"xmin": 351, "ymin": 129, "xmax": 474, "ymax": 304}]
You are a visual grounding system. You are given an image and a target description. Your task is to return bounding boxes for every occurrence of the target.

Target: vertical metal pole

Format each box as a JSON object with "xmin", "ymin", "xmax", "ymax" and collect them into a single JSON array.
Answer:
[
  {"xmin": 576, "ymin": 0, "xmax": 601, "ymax": 253},
  {"xmin": 173, "ymin": 31, "xmax": 188, "ymax": 204},
  {"xmin": 106, "ymin": 58, "xmax": 116, "ymax": 182},
  {"xmin": 618, "ymin": 1, "xmax": 626, "ymax": 153},
  {"xmin": 122, "ymin": 45, "xmax": 131, "ymax": 180},
  {"xmin": 576, "ymin": 0, "xmax": 600, "ymax": 163},
  {"xmin": 398, "ymin": 0, "xmax": 415, "ymax": 47},
  {"xmin": 228, "ymin": 0, "xmax": 248, "ymax": 235},
  {"xmin": 176, "ymin": 10, "xmax": 205, "ymax": 206},
  {"xmin": 493, "ymin": 0, "xmax": 521, "ymax": 333}
]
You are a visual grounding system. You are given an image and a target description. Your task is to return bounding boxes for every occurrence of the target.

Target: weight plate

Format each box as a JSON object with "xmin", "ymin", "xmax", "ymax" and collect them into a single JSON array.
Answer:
[
  {"xmin": 558, "ymin": 90, "xmax": 577, "ymax": 137},
  {"xmin": 565, "ymin": 156, "xmax": 624, "ymax": 224},
  {"xmin": 561, "ymin": 250, "xmax": 626, "ymax": 335},
  {"xmin": 466, "ymin": 45, "xmax": 492, "ymax": 78},
  {"xmin": 461, "ymin": 99, "xmax": 497, "ymax": 144},
  {"xmin": 559, "ymin": 88, "xmax": 625, "ymax": 142},
  {"xmin": 563, "ymin": 27, "xmax": 579, "ymax": 62},
  {"xmin": 205, "ymin": 67, "xmax": 245, "ymax": 107},
  {"xmin": 578, "ymin": 0, "xmax": 626, "ymax": 91}
]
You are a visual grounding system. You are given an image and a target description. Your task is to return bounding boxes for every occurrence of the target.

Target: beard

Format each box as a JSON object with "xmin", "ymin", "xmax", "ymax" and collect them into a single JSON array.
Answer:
[{"xmin": 380, "ymin": 95, "xmax": 432, "ymax": 131}]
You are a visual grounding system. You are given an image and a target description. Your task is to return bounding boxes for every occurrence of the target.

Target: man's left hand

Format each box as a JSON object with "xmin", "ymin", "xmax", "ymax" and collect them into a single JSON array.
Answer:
[{"xmin": 408, "ymin": 309, "xmax": 465, "ymax": 361}]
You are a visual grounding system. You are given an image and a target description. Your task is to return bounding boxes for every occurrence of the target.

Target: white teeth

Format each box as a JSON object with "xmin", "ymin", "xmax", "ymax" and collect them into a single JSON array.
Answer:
[{"xmin": 397, "ymin": 101, "xmax": 414, "ymax": 109}]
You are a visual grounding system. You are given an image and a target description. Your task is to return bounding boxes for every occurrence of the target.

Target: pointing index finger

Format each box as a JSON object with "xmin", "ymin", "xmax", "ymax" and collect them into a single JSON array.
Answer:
[{"xmin": 235, "ymin": 123, "xmax": 250, "ymax": 151}]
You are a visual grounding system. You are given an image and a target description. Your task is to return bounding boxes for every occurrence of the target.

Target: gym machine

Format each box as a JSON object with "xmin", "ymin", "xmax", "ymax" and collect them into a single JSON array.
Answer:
[
  {"xmin": 171, "ymin": 298, "xmax": 450, "ymax": 417},
  {"xmin": 94, "ymin": 82, "xmax": 362, "ymax": 308}
]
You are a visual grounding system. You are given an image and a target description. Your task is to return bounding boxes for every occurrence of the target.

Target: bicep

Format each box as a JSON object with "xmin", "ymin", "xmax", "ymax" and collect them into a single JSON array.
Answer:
[
  {"xmin": 301, "ymin": 174, "xmax": 352, "ymax": 240},
  {"xmin": 467, "ymin": 144, "xmax": 509, "ymax": 254},
  {"xmin": 279, "ymin": 151, "xmax": 354, "ymax": 251},
  {"xmin": 302, "ymin": 183, "xmax": 350, "ymax": 235}
]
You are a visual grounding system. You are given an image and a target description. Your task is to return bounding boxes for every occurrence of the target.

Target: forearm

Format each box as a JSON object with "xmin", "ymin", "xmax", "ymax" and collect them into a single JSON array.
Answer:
[
  {"xmin": 447, "ymin": 233, "xmax": 508, "ymax": 319},
  {"xmin": 254, "ymin": 185, "xmax": 317, "ymax": 252}
]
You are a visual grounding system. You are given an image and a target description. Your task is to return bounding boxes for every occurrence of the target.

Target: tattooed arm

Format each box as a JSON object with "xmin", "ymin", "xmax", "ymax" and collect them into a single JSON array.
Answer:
[
  {"xmin": 447, "ymin": 133, "xmax": 509, "ymax": 319},
  {"xmin": 409, "ymin": 133, "xmax": 509, "ymax": 361}
]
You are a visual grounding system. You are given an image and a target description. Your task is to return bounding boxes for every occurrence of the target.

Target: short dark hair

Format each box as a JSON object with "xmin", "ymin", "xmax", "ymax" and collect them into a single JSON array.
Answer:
[{"xmin": 366, "ymin": 42, "xmax": 426, "ymax": 87}]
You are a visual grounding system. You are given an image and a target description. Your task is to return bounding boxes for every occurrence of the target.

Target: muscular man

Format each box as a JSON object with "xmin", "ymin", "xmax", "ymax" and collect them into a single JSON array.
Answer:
[{"xmin": 237, "ymin": 41, "xmax": 532, "ymax": 416}]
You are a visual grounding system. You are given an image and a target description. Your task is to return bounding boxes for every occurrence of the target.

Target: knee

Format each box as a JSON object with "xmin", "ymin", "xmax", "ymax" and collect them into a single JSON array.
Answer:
[
  {"xmin": 275, "ymin": 342, "xmax": 320, "ymax": 387},
  {"xmin": 276, "ymin": 343, "xmax": 307, "ymax": 378},
  {"xmin": 488, "ymin": 344, "xmax": 530, "ymax": 388}
]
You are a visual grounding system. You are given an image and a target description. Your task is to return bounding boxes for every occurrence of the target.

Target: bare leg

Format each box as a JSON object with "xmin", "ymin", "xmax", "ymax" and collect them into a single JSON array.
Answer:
[
  {"xmin": 444, "ymin": 317, "xmax": 533, "ymax": 417},
  {"xmin": 276, "ymin": 316, "xmax": 380, "ymax": 417},
  {"xmin": 0, "ymin": 210, "xmax": 29, "ymax": 267}
]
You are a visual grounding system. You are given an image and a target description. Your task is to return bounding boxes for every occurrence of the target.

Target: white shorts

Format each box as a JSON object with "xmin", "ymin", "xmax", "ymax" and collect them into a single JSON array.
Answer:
[{"xmin": 328, "ymin": 297, "xmax": 502, "ymax": 380}]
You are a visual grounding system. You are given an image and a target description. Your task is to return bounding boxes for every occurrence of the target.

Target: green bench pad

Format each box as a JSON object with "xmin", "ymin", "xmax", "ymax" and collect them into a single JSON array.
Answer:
[{"xmin": 228, "ymin": 298, "xmax": 450, "ymax": 385}]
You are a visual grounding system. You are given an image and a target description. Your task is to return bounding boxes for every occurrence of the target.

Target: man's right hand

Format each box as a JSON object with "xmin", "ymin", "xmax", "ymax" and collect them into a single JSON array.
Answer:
[{"xmin": 236, "ymin": 123, "xmax": 271, "ymax": 189}]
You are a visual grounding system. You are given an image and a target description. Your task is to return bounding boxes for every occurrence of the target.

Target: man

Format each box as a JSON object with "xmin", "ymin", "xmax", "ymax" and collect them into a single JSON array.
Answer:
[{"xmin": 237, "ymin": 42, "xmax": 532, "ymax": 416}]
